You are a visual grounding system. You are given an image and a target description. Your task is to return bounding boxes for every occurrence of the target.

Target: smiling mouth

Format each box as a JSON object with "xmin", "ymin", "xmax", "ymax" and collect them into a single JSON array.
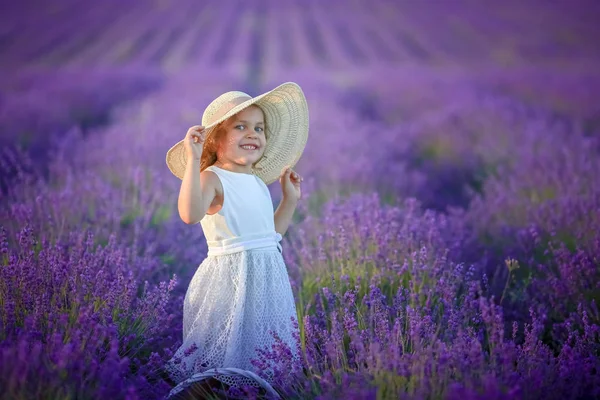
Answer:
[{"xmin": 240, "ymin": 145, "xmax": 259, "ymax": 150}]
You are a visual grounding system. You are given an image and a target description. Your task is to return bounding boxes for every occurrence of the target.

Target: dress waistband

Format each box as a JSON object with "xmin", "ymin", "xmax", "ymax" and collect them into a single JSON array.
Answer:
[{"xmin": 206, "ymin": 232, "xmax": 283, "ymax": 256}]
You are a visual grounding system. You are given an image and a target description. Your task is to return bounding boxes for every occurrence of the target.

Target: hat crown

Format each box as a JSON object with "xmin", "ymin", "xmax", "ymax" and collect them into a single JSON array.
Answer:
[{"xmin": 202, "ymin": 91, "xmax": 253, "ymax": 127}]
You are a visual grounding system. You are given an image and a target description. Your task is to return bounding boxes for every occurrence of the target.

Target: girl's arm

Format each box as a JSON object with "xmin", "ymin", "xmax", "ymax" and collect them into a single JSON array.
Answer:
[
  {"xmin": 274, "ymin": 166, "xmax": 303, "ymax": 235},
  {"xmin": 274, "ymin": 196, "xmax": 298, "ymax": 236},
  {"xmin": 178, "ymin": 159, "xmax": 218, "ymax": 224}
]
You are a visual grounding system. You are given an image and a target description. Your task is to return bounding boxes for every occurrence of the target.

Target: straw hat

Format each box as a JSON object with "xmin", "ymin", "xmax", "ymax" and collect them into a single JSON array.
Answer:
[{"xmin": 166, "ymin": 82, "xmax": 309, "ymax": 185}]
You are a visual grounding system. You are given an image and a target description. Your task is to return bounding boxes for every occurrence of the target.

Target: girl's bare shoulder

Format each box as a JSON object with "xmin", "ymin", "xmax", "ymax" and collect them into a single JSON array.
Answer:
[
  {"xmin": 200, "ymin": 169, "xmax": 223, "ymax": 196},
  {"xmin": 200, "ymin": 169, "xmax": 224, "ymax": 215}
]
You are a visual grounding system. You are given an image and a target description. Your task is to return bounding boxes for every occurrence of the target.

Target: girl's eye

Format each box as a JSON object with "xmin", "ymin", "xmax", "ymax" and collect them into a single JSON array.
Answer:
[{"xmin": 236, "ymin": 125, "xmax": 263, "ymax": 133}]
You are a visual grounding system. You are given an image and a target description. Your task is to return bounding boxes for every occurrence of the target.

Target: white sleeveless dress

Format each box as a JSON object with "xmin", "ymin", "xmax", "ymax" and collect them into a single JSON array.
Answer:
[{"xmin": 164, "ymin": 165, "xmax": 300, "ymax": 398}]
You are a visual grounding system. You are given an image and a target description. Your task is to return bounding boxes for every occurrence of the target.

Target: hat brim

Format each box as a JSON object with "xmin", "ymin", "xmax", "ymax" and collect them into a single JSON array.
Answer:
[{"xmin": 166, "ymin": 82, "xmax": 309, "ymax": 185}]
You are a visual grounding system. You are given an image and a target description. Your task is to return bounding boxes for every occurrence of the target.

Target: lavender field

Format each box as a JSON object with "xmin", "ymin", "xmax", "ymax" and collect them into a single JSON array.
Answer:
[{"xmin": 1, "ymin": 0, "xmax": 600, "ymax": 399}]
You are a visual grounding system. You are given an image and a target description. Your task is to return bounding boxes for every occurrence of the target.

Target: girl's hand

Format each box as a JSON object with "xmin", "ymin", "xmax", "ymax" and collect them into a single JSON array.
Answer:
[
  {"xmin": 183, "ymin": 125, "xmax": 207, "ymax": 161},
  {"xmin": 279, "ymin": 165, "xmax": 303, "ymax": 201}
]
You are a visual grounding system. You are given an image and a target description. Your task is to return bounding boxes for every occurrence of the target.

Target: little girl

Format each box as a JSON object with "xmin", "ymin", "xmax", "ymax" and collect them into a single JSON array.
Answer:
[{"xmin": 163, "ymin": 82, "xmax": 309, "ymax": 398}]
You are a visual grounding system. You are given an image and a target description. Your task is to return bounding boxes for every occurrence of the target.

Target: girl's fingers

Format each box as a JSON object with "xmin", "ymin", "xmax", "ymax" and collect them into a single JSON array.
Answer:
[
  {"xmin": 190, "ymin": 129, "xmax": 207, "ymax": 140},
  {"xmin": 186, "ymin": 125, "xmax": 205, "ymax": 138},
  {"xmin": 280, "ymin": 166, "xmax": 304, "ymax": 183},
  {"xmin": 291, "ymin": 170, "xmax": 302, "ymax": 180}
]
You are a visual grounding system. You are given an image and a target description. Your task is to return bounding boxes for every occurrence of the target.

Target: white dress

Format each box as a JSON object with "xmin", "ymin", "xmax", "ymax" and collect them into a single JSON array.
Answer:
[{"xmin": 164, "ymin": 165, "xmax": 300, "ymax": 398}]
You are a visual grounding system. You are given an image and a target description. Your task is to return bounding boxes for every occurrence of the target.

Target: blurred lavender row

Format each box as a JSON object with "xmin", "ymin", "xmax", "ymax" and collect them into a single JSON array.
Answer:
[
  {"xmin": 1, "ymin": 0, "xmax": 599, "ymax": 399},
  {"xmin": 0, "ymin": 67, "xmax": 162, "ymax": 194}
]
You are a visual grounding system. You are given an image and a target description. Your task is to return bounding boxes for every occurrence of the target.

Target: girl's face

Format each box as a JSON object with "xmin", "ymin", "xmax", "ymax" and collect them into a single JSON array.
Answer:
[{"xmin": 215, "ymin": 105, "xmax": 266, "ymax": 169}]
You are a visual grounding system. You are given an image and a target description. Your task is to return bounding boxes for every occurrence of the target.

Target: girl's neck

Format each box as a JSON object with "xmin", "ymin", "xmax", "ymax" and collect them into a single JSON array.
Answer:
[{"xmin": 213, "ymin": 160, "xmax": 254, "ymax": 175}]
